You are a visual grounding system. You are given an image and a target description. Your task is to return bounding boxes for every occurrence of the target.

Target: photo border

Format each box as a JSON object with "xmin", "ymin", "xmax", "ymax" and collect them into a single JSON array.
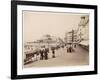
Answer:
[{"xmin": 11, "ymin": 0, "xmax": 98, "ymax": 79}]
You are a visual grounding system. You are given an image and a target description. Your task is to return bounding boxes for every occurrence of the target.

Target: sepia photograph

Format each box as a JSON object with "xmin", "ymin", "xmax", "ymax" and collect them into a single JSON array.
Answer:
[
  {"xmin": 11, "ymin": 1, "xmax": 97, "ymax": 79},
  {"xmin": 23, "ymin": 11, "xmax": 89, "ymax": 68}
]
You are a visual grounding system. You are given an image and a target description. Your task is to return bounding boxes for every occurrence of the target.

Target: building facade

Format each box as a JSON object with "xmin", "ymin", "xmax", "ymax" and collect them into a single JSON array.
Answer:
[
  {"xmin": 65, "ymin": 30, "xmax": 77, "ymax": 44},
  {"xmin": 76, "ymin": 15, "xmax": 89, "ymax": 50}
]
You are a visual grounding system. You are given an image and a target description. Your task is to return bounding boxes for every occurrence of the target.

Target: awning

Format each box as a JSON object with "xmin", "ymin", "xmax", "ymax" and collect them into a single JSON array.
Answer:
[{"xmin": 79, "ymin": 40, "xmax": 89, "ymax": 46}]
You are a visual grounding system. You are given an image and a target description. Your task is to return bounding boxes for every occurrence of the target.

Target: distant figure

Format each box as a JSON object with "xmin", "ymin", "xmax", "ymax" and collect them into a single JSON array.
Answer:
[
  {"xmin": 74, "ymin": 44, "xmax": 76, "ymax": 48},
  {"xmin": 66, "ymin": 45, "xmax": 70, "ymax": 53},
  {"xmin": 67, "ymin": 44, "xmax": 72, "ymax": 53},
  {"xmin": 44, "ymin": 48, "xmax": 48, "ymax": 60},
  {"xmin": 51, "ymin": 47, "xmax": 55, "ymax": 58},
  {"xmin": 66, "ymin": 46, "xmax": 69, "ymax": 53},
  {"xmin": 40, "ymin": 48, "xmax": 44, "ymax": 60},
  {"xmin": 69, "ymin": 46, "xmax": 72, "ymax": 53},
  {"xmin": 46, "ymin": 47, "xmax": 49, "ymax": 53}
]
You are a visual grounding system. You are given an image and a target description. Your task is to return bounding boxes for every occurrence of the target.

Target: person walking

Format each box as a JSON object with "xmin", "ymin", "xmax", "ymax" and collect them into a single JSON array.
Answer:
[
  {"xmin": 51, "ymin": 47, "xmax": 55, "ymax": 58},
  {"xmin": 40, "ymin": 48, "xmax": 44, "ymax": 60},
  {"xmin": 70, "ymin": 45, "xmax": 72, "ymax": 53},
  {"xmin": 44, "ymin": 48, "xmax": 48, "ymax": 60},
  {"xmin": 66, "ymin": 46, "xmax": 69, "ymax": 53}
]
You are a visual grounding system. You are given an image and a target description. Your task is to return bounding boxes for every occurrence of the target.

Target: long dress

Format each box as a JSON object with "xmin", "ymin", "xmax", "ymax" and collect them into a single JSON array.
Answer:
[
  {"xmin": 40, "ymin": 50, "xmax": 44, "ymax": 60},
  {"xmin": 52, "ymin": 49, "xmax": 55, "ymax": 58},
  {"xmin": 44, "ymin": 48, "xmax": 48, "ymax": 60}
]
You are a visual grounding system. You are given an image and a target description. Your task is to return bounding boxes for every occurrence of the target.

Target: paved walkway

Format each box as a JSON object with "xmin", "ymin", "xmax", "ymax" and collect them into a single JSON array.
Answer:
[{"xmin": 24, "ymin": 45, "xmax": 89, "ymax": 68}]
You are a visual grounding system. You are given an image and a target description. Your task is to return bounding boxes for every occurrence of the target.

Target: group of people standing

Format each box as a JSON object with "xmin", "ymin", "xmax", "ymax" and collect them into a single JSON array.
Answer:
[
  {"xmin": 66, "ymin": 44, "xmax": 76, "ymax": 53},
  {"xmin": 39, "ymin": 46, "xmax": 56, "ymax": 60},
  {"xmin": 24, "ymin": 46, "xmax": 57, "ymax": 65},
  {"xmin": 24, "ymin": 44, "xmax": 77, "ymax": 65}
]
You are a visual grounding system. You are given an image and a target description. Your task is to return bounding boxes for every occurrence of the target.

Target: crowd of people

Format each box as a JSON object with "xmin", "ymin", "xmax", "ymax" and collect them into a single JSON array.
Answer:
[
  {"xmin": 24, "ymin": 44, "xmax": 77, "ymax": 65},
  {"xmin": 24, "ymin": 45, "xmax": 57, "ymax": 65},
  {"xmin": 39, "ymin": 46, "xmax": 56, "ymax": 60},
  {"xmin": 66, "ymin": 44, "xmax": 76, "ymax": 53}
]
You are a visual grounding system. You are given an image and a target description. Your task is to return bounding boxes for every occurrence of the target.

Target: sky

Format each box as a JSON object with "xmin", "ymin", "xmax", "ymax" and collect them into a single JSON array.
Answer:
[{"xmin": 23, "ymin": 11, "xmax": 87, "ymax": 42}]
